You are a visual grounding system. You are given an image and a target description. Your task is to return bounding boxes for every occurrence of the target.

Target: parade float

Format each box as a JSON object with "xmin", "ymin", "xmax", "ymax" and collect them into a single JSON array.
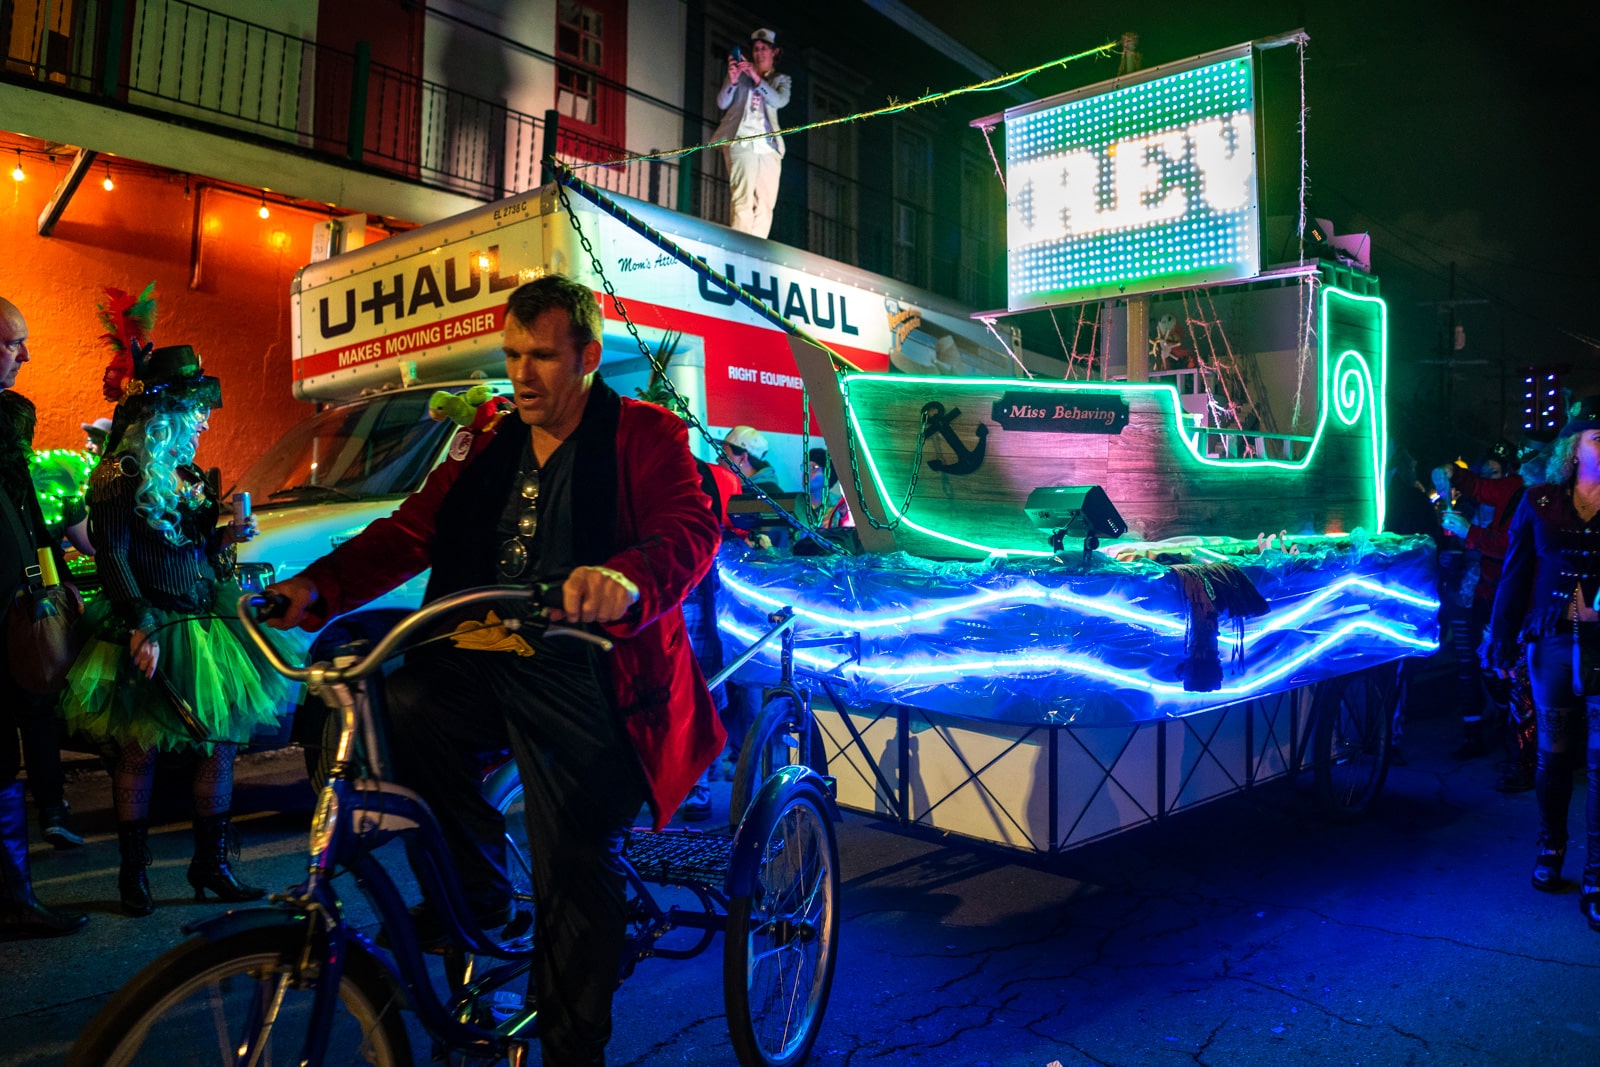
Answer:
[{"xmin": 253, "ymin": 31, "xmax": 1436, "ymax": 856}]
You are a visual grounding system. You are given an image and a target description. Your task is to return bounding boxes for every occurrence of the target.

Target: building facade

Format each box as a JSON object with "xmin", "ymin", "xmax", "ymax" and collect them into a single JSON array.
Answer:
[{"xmin": 1, "ymin": 0, "xmax": 1020, "ymax": 465}]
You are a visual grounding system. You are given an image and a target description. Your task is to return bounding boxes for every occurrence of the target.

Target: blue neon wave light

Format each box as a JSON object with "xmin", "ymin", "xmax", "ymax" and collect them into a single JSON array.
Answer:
[{"xmin": 713, "ymin": 535, "xmax": 1439, "ymax": 724}]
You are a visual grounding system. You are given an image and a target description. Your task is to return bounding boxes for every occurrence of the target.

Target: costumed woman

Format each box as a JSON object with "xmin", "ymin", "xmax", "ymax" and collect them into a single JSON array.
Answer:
[
  {"xmin": 62, "ymin": 310, "xmax": 305, "ymax": 916},
  {"xmin": 1485, "ymin": 395, "xmax": 1600, "ymax": 933}
]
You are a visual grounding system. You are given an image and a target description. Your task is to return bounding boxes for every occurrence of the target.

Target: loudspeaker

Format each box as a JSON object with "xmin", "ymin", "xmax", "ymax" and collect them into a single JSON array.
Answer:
[{"xmin": 1024, "ymin": 485, "xmax": 1127, "ymax": 539}]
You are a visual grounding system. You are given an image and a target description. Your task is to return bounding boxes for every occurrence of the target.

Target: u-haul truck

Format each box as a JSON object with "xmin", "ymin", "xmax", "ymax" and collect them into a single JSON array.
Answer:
[{"xmin": 234, "ymin": 183, "xmax": 1033, "ymax": 617}]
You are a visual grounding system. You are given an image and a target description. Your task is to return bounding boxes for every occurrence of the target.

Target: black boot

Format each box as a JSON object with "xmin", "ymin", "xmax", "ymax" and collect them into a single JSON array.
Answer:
[
  {"xmin": 187, "ymin": 814, "xmax": 264, "ymax": 903},
  {"xmin": 1, "ymin": 781, "xmax": 87, "ymax": 939},
  {"xmin": 1534, "ymin": 750, "xmax": 1574, "ymax": 892},
  {"xmin": 1583, "ymin": 882, "xmax": 1600, "ymax": 932},
  {"xmin": 1532, "ymin": 832, "xmax": 1565, "ymax": 893},
  {"xmin": 118, "ymin": 820, "xmax": 155, "ymax": 917}
]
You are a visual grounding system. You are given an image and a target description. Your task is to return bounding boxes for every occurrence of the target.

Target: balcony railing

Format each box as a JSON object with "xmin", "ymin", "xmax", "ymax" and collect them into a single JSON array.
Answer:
[{"xmin": 1, "ymin": 0, "xmax": 1002, "ymax": 309}]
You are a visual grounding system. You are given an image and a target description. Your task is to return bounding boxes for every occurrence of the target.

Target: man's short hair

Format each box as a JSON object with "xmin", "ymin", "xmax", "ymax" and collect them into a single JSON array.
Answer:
[{"xmin": 506, "ymin": 275, "xmax": 602, "ymax": 351}]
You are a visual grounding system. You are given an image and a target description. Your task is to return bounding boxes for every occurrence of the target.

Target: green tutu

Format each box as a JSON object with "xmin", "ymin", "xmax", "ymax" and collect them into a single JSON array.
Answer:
[{"xmin": 62, "ymin": 583, "xmax": 310, "ymax": 753}]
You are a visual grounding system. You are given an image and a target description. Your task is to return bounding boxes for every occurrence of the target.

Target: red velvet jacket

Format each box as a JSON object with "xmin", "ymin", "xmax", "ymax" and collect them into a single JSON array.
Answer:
[{"xmin": 295, "ymin": 394, "xmax": 725, "ymax": 828}]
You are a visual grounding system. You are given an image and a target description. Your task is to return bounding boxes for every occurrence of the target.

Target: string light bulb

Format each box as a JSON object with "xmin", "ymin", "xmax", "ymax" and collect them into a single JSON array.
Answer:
[
  {"xmin": 258, "ymin": 195, "xmax": 270, "ymax": 219},
  {"xmin": 11, "ymin": 150, "xmax": 23, "ymax": 182},
  {"xmin": 101, "ymin": 162, "xmax": 114, "ymax": 192}
]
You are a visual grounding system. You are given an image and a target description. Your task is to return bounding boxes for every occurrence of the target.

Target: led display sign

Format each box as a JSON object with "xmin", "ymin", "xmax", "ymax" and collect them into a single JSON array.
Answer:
[{"xmin": 1004, "ymin": 46, "xmax": 1261, "ymax": 311}]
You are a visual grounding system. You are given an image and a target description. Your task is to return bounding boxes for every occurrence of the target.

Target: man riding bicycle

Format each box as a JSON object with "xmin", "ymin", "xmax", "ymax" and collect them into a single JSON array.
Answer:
[{"xmin": 266, "ymin": 274, "xmax": 725, "ymax": 1067}]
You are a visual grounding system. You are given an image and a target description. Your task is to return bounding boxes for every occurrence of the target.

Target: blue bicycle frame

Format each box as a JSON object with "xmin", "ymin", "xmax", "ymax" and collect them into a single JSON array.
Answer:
[{"xmin": 209, "ymin": 586, "xmax": 605, "ymax": 1065}]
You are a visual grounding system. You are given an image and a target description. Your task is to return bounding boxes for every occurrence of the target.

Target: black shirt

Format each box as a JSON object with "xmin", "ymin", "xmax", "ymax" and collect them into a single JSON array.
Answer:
[{"xmin": 495, "ymin": 434, "xmax": 577, "ymax": 583}]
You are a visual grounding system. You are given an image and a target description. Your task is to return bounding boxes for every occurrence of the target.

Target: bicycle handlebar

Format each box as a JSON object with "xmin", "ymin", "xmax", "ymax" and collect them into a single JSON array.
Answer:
[{"xmin": 237, "ymin": 584, "xmax": 613, "ymax": 685}]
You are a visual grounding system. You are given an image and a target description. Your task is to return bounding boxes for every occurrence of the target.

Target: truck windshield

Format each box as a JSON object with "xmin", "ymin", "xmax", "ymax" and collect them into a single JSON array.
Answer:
[{"xmin": 235, "ymin": 391, "xmax": 453, "ymax": 506}]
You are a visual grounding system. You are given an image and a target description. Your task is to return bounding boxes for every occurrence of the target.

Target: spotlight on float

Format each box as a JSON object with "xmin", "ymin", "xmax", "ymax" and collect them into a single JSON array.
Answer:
[
  {"xmin": 11, "ymin": 150, "xmax": 23, "ymax": 182},
  {"xmin": 1025, "ymin": 485, "xmax": 1127, "ymax": 563},
  {"xmin": 101, "ymin": 162, "xmax": 114, "ymax": 191}
]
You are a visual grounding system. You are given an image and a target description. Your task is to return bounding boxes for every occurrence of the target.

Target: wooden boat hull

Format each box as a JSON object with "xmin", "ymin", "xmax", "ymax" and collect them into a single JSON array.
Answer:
[{"xmin": 794, "ymin": 285, "xmax": 1387, "ymax": 559}]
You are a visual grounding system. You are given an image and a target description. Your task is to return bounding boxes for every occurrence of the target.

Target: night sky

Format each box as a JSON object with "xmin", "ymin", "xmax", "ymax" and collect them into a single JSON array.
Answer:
[{"xmin": 899, "ymin": 0, "xmax": 1596, "ymax": 462}]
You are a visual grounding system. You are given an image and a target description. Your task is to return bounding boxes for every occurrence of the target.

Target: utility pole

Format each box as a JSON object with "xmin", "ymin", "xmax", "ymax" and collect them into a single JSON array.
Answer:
[{"xmin": 1498, "ymin": 324, "xmax": 1507, "ymax": 437}]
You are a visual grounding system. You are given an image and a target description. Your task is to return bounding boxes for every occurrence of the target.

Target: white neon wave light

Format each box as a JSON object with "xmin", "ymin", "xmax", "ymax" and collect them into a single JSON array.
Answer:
[{"xmin": 719, "ymin": 566, "xmax": 1438, "ymax": 642}]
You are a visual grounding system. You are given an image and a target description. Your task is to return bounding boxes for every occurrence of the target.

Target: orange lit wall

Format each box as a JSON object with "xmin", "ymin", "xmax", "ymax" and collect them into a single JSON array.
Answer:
[{"xmin": 1, "ymin": 151, "xmax": 371, "ymax": 481}]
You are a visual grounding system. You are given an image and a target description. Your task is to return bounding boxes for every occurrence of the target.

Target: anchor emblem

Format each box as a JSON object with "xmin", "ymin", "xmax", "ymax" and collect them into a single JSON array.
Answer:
[{"xmin": 920, "ymin": 401, "xmax": 988, "ymax": 476}]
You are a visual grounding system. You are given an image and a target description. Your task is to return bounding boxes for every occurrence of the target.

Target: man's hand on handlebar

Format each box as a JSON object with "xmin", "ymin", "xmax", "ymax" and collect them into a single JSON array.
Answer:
[
  {"xmin": 260, "ymin": 575, "xmax": 321, "ymax": 630},
  {"xmin": 551, "ymin": 566, "xmax": 639, "ymax": 625}
]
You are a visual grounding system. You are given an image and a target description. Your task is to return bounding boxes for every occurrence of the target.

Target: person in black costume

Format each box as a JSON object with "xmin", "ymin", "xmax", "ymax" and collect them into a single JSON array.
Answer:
[{"xmin": 1485, "ymin": 396, "xmax": 1600, "ymax": 933}]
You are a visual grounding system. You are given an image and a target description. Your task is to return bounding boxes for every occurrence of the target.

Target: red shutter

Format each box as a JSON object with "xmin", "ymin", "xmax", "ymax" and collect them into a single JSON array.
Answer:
[
  {"xmin": 553, "ymin": 0, "xmax": 627, "ymax": 162},
  {"xmin": 314, "ymin": 0, "xmax": 426, "ymax": 178}
]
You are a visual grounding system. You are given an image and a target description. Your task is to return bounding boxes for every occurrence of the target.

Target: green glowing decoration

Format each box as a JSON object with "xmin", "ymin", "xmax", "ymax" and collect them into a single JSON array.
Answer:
[{"xmin": 29, "ymin": 448, "xmax": 97, "ymax": 535}]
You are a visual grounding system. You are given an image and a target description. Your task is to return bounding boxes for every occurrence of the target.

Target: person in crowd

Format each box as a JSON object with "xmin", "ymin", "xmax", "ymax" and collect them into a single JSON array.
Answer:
[
  {"xmin": 808, "ymin": 446, "xmax": 851, "ymax": 528},
  {"xmin": 265, "ymin": 275, "xmax": 724, "ymax": 1066},
  {"xmin": 676, "ymin": 453, "xmax": 747, "ymax": 822},
  {"xmin": 721, "ymin": 424, "xmax": 783, "ymax": 495},
  {"xmin": 1437, "ymin": 442, "xmax": 1525, "ymax": 761},
  {"xmin": 711, "ymin": 28, "xmax": 790, "ymax": 239},
  {"xmin": 2, "ymin": 392, "xmax": 94, "ymax": 557},
  {"xmin": 1384, "ymin": 446, "xmax": 1442, "ymax": 542},
  {"xmin": 61, "ymin": 339, "xmax": 304, "ymax": 917},
  {"xmin": 1485, "ymin": 396, "xmax": 1600, "ymax": 933},
  {"xmin": 82, "ymin": 416, "xmax": 113, "ymax": 457},
  {"xmin": 0, "ymin": 390, "xmax": 87, "ymax": 852},
  {"xmin": 716, "ymin": 424, "xmax": 788, "ymax": 756},
  {"xmin": 1382, "ymin": 444, "xmax": 1441, "ymax": 765},
  {"xmin": 0, "ymin": 296, "xmax": 87, "ymax": 939}
]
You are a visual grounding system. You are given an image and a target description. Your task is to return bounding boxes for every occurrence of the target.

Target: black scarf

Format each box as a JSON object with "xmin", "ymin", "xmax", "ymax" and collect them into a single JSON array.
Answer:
[
  {"xmin": 0, "ymin": 409, "xmax": 31, "ymax": 510},
  {"xmin": 426, "ymin": 377, "xmax": 622, "ymax": 600}
]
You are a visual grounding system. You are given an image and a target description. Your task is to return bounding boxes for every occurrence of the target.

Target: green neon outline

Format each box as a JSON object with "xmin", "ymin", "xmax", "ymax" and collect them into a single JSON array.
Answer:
[{"xmin": 843, "ymin": 284, "xmax": 1388, "ymax": 556}]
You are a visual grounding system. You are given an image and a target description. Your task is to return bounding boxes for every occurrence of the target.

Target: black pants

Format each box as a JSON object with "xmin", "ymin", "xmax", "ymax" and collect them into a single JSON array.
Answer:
[
  {"xmin": 1, "ymin": 668, "xmax": 65, "ymax": 808},
  {"xmin": 386, "ymin": 643, "xmax": 645, "ymax": 1067},
  {"xmin": 1527, "ymin": 634, "xmax": 1600, "ymax": 883}
]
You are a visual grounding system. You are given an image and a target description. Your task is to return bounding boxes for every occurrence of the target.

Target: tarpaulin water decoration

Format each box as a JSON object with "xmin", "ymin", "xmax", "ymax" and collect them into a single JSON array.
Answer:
[{"xmin": 716, "ymin": 532, "xmax": 1438, "ymax": 725}]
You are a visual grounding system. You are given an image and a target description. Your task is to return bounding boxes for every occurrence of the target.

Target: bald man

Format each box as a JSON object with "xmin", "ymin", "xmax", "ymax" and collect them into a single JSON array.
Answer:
[{"xmin": 0, "ymin": 297, "xmax": 29, "ymax": 392}]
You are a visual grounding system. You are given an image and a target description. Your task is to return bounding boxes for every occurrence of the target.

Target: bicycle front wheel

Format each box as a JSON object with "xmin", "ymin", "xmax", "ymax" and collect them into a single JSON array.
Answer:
[
  {"xmin": 724, "ymin": 777, "xmax": 839, "ymax": 1067},
  {"xmin": 68, "ymin": 923, "xmax": 413, "ymax": 1067}
]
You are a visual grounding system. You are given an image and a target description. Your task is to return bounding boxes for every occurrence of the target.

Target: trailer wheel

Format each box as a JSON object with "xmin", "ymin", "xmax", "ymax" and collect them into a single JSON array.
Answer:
[{"xmin": 1313, "ymin": 662, "xmax": 1400, "ymax": 820}]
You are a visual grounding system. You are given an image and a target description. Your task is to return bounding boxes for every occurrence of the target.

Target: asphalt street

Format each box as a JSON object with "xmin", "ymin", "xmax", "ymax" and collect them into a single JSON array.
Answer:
[{"xmin": 3, "ymin": 708, "xmax": 1598, "ymax": 1066}]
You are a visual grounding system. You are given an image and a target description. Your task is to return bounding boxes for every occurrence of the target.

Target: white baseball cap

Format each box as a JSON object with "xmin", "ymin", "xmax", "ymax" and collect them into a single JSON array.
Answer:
[{"xmin": 723, "ymin": 425, "xmax": 769, "ymax": 461}]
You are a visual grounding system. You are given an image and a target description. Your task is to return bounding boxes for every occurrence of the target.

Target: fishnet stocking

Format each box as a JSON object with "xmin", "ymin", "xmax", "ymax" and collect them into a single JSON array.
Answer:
[
  {"xmin": 192, "ymin": 743, "xmax": 237, "ymax": 818},
  {"xmin": 112, "ymin": 741, "xmax": 238, "ymax": 821},
  {"xmin": 113, "ymin": 740, "xmax": 157, "ymax": 823}
]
